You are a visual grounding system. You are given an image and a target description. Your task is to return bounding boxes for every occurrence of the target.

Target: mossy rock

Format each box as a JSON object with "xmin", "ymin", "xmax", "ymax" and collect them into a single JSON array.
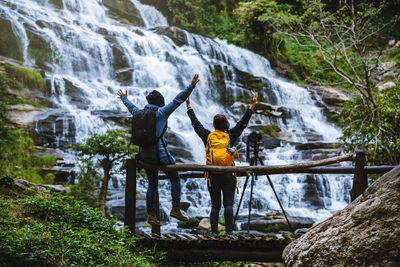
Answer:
[
  {"xmin": 4, "ymin": 64, "xmax": 44, "ymax": 91},
  {"xmin": 103, "ymin": 0, "xmax": 144, "ymax": 26},
  {"xmin": 0, "ymin": 18, "xmax": 23, "ymax": 61},
  {"xmin": 177, "ymin": 217, "xmax": 201, "ymax": 229},
  {"xmin": 249, "ymin": 124, "xmax": 281, "ymax": 138},
  {"xmin": 26, "ymin": 30, "xmax": 55, "ymax": 67}
]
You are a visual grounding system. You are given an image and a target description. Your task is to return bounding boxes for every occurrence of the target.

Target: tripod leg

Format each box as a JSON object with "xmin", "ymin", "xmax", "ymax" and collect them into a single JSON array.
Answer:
[
  {"xmin": 247, "ymin": 159, "xmax": 257, "ymax": 234},
  {"xmin": 233, "ymin": 174, "xmax": 250, "ymax": 229},
  {"xmin": 266, "ymin": 173, "xmax": 294, "ymax": 233}
]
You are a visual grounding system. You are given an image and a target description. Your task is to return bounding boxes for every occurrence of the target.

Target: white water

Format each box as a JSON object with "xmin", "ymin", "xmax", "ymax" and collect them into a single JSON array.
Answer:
[{"xmin": 0, "ymin": 0, "xmax": 351, "ymax": 228}]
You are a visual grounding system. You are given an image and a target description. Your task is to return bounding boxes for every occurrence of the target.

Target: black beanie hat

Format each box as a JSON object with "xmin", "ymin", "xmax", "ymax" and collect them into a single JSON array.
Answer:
[{"xmin": 146, "ymin": 90, "xmax": 165, "ymax": 107}]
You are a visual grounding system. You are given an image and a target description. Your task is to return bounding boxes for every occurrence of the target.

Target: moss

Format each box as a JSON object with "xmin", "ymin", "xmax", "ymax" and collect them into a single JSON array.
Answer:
[
  {"xmin": 263, "ymin": 124, "xmax": 280, "ymax": 138},
  {"xmin": 5, "ymin": 95, "xmax": 47, "ymax": 108},
  {"xmin": 0, "ymin": 19, "xmax": 23, "ymax": 61},
  {"xmin": 177, "ymin": 217, "xmax": 200, "ymax": 228},
  {"xmin": 4, "ymin": 64, "xmax": 44, "ymax": 91},
  {"xmin": 26, "ymin": 31, "xmax": 55, "ymax": 67}
]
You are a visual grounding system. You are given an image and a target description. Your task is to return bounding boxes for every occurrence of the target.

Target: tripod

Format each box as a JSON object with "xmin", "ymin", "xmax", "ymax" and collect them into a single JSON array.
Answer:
[{"xmin": 233, "ymin": 142, "xmax": 294, "ymax": 233}]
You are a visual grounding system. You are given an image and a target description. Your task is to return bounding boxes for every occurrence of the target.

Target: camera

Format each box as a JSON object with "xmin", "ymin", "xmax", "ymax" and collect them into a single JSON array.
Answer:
[{"xmin": 246, "ymin": 131, "xmax": 263, "ymax": 163}]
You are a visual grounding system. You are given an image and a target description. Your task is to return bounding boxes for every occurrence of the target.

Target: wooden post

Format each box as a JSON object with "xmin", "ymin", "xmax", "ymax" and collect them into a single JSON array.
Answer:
[
  {"xmin": 125, "ymin": 158, "xmax": 136, "ymax": 234},
  {"xmin": 152, "ymin": 190, "xmax": 161, "ymax": 235},
  {"xmin": 350, "ymin": 150, "xmax": 368, "ymax": 201}
]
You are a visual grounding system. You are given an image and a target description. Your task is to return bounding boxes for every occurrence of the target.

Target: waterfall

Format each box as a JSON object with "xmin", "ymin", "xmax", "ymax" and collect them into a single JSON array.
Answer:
[{"xmin": 0, "ymin": 0, "xmax": 351, "ymax": 230}]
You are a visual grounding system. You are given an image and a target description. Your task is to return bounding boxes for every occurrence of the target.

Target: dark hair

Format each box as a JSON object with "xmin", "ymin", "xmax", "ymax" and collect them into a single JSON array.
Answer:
[
  {"xmin": 213, "ymin": 114, "xmax": 229, "ymax": 131},
  {"xmin": 146, "ymin": 90, "xmax": 165, "ymax": 107}
]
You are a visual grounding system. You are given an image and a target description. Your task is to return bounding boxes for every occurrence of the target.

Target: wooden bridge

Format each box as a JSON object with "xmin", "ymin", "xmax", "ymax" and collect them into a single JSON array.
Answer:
[{"xmin": 124, "ymin": 151, "xmax": 395, "ymax": 262}]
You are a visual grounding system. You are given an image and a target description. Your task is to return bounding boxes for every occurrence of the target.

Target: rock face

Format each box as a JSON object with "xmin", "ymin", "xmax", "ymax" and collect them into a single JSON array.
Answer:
[
  {"xmin": 307, "ymin": 85, "xmax": 350, "ymax": 114},
  {"xmin": 283, "ymin": 166, "xmax": 400, "ymax": 266}
]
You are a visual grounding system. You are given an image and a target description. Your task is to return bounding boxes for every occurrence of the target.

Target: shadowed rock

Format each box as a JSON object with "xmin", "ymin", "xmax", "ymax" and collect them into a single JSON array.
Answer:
[{"xmin": 283, "ymin": 166, "xmax": 400, "ymax": 266}]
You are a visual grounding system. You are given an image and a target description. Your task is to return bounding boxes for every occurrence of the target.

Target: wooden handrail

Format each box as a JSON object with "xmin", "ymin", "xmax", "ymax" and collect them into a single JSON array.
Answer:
[{"xmin": 138, "ymin": 153, "xmax": 355, "ymax": 174}]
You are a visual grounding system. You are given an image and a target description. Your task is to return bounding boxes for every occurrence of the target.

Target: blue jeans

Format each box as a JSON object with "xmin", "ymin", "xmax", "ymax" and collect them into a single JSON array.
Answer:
[{"xmin": 145, "ymin": 154, "xmax": 181, "ymax": 212}]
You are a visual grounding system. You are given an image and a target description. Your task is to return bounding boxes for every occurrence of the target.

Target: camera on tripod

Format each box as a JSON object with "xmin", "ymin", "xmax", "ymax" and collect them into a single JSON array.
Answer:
[{"xmin": 246, "ymin": 131, "xmax": 263, "ymax": 163}]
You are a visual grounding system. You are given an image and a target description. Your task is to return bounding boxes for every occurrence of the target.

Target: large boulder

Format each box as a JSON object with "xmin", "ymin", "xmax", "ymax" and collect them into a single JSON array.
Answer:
[
  {"xmin": 283, "ymin": 166, "xmax": 400, "ymax": 266},
  {"xmin": 306, "ymin": 85, "xmax": 350, "ymax": 114},
  {"xmin": 103, "ymin": 0, "xmax": 144, "ymax": 26}
]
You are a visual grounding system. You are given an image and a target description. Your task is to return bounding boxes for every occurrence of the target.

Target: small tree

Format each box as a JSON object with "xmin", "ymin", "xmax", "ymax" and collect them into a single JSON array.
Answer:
[{"xmin": 72, "ymin": 129, "xmax": 137, "ymax": 215}]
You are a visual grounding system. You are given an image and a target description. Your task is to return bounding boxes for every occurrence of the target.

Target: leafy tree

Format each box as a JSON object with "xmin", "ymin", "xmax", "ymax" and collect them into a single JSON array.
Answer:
[
  {"xmin": 72, "ymin": 129, "xmax": 138, "ymax": 215},
  {"xmin": 340, "ymin": 82, "xmax": 400, "ymax": 165}
]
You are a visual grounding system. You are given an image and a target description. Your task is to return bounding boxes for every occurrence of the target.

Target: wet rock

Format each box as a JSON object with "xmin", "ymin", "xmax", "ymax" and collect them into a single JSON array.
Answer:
[
  {"xmin": 103, "ymin": 0, "xmax": 144, "ymax": 26},
  {"xmin": 253, "ymin": 102, "xmax": 283, "ymax": 117},
  {"xmin": 180, "ymin": 201, "xmax": 190, "ymax": 212},
  {"xmin": 295, "ymin": 142, "xmax": 341, "ymax": 150},
  {"xmin": 115, "ymin": 67, "xmax": 133, "ymax": 85},
  {"xmin": 283, "ymin": 167, "xmax": 400, "ymax": 266},
  {"xmin": 7, "ymin": 104, "xmax": 45, "ymax": 131},
  {"xmin": 153, "ymin": 26, "xmax": 187, "ymax": 46},
  {"xmin": 63, "ymin": 78, "xmax": 90, "ymax": 109},
  {"xmin": 377, "ymin": 81, "xmax": 396, "ymax": 91},
  {"xmin": 48, "ymin": 0, "xmax": 63, "ymax": 9},
  {"xmin": 306, "ymin": 85, "xmax": 350, "ymax": 114},
  {"xmin": 185, "ymin": 180, "xmax": 199, "ymax": 191},
  {"xmin": 248, "ymin": 124, "xmax": 281, "ymax": 138},
  {"xmin": 42, "ymin": 184, "xmax": 71, "ymax": 193},
  {"xmin": 0, "ymin": 18, "xmax": 24, "ymax": 61},
  {"xmin": 35, "ymin": 111, "xmax": 76, "ymax": 149},
  {"xmin": 263, "ymin": 135, "xmax": 281, "ymax": 149},
  {"xmin": 178, "ymin": 217, "xmax": 200, "ymax": 229},
  {"xmin": 301, "ymin": 175, "xmax": 326, "ymax": 208},
  {"xmin": 164, "ymin": 132, "xmax": 194, "ymax": 163}
]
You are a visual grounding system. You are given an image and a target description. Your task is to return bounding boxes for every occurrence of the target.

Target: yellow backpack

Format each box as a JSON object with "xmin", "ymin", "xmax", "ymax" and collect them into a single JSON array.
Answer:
[{"xmin": 205, "ymin": 130, "xmax": 241, "ymax": 186}]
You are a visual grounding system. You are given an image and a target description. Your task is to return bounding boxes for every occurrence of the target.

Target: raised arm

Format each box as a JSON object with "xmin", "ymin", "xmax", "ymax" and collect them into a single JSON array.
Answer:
[
  {"xmin": 186, "ymin": 97, "xmax": 210, "ymax": 145},
  {"xmin": 118, "ymin": 89, "xmax": 139, "ymax": 114},
  {"xmin": 158, "ymin": 74, "xmax": 200, "ymax": 118},
  {"xmin": 229, "ymin": 92, "xmax": 258, "ymax": 144}
]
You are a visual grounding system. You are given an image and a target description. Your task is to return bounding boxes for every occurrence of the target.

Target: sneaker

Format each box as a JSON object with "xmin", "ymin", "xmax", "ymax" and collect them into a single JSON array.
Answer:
[
  {"xmin": 169, "ymin": 206, "xmax": 189, "ymax": 221},
  {"xmin": 147, "ymin": 211, "xmax": 162, "ymax": 227},
  {"xmin": 225, "ymin": 232, "xmax": 238, "ymax": 239}
]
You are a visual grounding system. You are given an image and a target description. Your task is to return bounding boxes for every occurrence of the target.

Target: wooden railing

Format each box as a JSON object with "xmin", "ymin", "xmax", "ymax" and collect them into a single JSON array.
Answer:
[{"xmin": 124, "ymin": 151, "xmax": 395, "ymax": 235}]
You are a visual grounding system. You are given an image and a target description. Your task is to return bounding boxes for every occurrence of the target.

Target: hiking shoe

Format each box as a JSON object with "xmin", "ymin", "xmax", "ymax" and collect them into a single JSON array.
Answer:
[
  {"xmin": 169, "ymin": 206, "xmax": 189, "ymax": 221},
  {"xmin": 225, "ymin": 232, "xmax": 238, "ymax": 239},
  {"xmin": 147, "ymin": 211, "xmax": 162, "ymax": 227}
]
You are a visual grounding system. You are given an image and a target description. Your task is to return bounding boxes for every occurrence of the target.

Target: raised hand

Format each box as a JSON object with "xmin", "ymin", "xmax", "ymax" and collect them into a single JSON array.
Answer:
[
  {"xmin": 191, "ymin": 74, "xmax": 200, "ymax": 86},
  {"xmin": 117, "ymin": 89, "xmax": 127, "ymax": 99},
  {"xmin": 186, "ymin": 97, "xmax": 191, "ymax": 109},
  {"xmin": 249, "ymin": 91, "xmax": 258, "ymax": 110}
]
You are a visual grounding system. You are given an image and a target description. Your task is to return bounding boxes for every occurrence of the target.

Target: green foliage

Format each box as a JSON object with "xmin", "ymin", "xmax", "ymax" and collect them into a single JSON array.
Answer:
[
  {"xmin": 339, "ymin": 82, "xmax": 400, "ymax": 165},
  {"xmin": 0, "ymin": 130, "xmax": 57, "ymax": 184},
  {"xmin": 5, "ymin": 94, "xmax": 47, "ymax": 108},
  {"xmin": 4, "ymin": 64, "xmax": 44, "ymax": 90},
  {"xmin": 0, "ymin": 73, "xmax": 9, "ymax": 142},
  {"xmin": 72, "ymin": 129, "xmax": 138, "ymax": 213},
  {"xmin": 0, "ymin": 189, "xmax": 159, "ymax": 266},
  {"xmin": 69, "ymin": 158, "xmax": 103, "ymax": 208},
  {"xmin": 167, "ymin": 0, "xmax": 242, "ymax": 45}
]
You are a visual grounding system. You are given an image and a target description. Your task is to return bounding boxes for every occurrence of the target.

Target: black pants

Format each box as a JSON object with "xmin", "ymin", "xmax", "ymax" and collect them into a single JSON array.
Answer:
[{"xmin": 208, "ymin": 173, "xmax": 235, "ymax": 234}]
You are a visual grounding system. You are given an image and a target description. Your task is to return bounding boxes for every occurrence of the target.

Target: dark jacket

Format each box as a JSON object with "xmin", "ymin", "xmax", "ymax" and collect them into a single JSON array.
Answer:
[
  {"xmin": 122, "ymin": 83, "xmax": 195, "ymax": 160},
  {"xmin": 187, "ymin": 108, "xmax": 253, "ymax": 146}
]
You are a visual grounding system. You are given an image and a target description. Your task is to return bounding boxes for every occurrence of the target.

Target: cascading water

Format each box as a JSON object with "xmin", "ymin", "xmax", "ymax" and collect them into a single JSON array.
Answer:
[{"xmin": 0, "ymin": 0, "xmax": 351, "ymax": 230}]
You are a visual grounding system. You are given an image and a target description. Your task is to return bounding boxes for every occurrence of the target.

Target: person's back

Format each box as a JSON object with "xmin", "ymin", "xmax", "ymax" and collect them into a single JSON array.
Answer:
[
  {"xmin": 118, "ymin": 74, "xmax": 199, "ymax": 226},
  {"xmin": 185, "ymin": 92, "xmax": 258, "ymax": 237}
]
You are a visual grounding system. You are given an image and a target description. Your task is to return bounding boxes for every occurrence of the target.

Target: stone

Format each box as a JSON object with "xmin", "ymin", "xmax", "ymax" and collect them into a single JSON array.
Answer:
[
  {"xmin": 0, "ymin": 18, "xmax": 24, "ymax": 61},
  {"xmin": 263, "ymin": 135, "xmax": 281, "ymax": 149},
  {"xmin": 103, "ymin": 0, "xmax": 144, "ymax": 26},
  {"xmin": 198, "ymin": 218, "xmax": 224, "ymax": 232},
  {"xmin": 153, "ymin": 26, "xmax": 187, "ymax": 46},
  {"xmin": 395, "ymin": 41, "xmax": 400, "ymax": 48},
  {"xmin": 115, "ymin": 67, "xmax": 133, "ymax": 85},
  {"xmin": 295, "ymin": 142, "xmax": 341, "ymax": 150},
  {"xmin": 381, "ymin": 61, "xmax": 397, "ymax": 71},
  {"xmin": 7, "ymin": 104, "xmax": 44, "ymax": 130},
  {"xmin": 377, "ymin": 81, "xmax": 396, "ymax": 91},
  {"xmin": 180, "ymin": 201, "xmax": 190, "ymax": 212},
  {"xmin": 306, "ymin": 85, "xmax": 350, "ymax": 114},
  {"xmin": 253, "ymin": 102, "xmax": 283, "ymax": 117},
  {"xmin": 283, "ymin": 166, "xmax": 400, "ymax": 266}
]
